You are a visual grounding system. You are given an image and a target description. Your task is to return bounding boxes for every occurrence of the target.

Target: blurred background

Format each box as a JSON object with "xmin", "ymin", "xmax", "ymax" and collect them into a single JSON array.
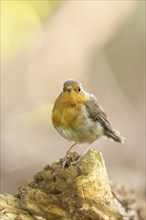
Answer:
[{"xmin": 1, "ymin": 0, "xmax": 145, "ymax": 205}]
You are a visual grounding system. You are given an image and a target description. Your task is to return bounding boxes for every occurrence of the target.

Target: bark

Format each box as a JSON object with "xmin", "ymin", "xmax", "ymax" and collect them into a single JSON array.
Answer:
[{"xmin": 0, "ymin": 149, "xmax": 143, "ymax": 220}]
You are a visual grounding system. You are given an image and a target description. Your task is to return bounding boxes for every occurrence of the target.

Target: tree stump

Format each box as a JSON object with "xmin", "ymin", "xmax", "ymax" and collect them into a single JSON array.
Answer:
[{"xmin": 0, "ymin": 149, "xmax": 142, "ymax": 220}]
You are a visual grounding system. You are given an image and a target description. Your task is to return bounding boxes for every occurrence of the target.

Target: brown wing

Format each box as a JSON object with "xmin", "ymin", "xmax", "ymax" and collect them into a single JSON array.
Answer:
[
  {"xmin": 83, "ymin": 95, "xmax": 111, "ymax": 130},
  {"xmin": 83, "ymin": 95, "xmax": 125, "ymax": 143}
]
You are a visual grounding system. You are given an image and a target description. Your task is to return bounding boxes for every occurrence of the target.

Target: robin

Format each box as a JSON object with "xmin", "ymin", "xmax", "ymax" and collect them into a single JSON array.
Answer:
[{"xmin": 52, "ymin": 79, "xmax": 125, "ymax": 157}]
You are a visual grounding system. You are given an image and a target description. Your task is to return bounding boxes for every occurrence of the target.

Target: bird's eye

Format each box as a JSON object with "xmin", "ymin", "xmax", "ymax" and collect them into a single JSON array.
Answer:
[{"xmin": 78, "ymin": 87, "xmax": 81, "ymax": 92}]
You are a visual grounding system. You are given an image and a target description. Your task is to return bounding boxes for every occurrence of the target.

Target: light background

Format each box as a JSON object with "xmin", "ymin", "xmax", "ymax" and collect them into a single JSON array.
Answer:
[{"xmin": 1, "ymin": 0, "xmax": 145, "ymax": 204}]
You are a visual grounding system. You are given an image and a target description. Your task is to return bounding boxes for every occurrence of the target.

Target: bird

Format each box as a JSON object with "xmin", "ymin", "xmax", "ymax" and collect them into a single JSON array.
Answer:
[{"xmin": 52, "ymin": 79, "xmax": 125, "ymax": 158}]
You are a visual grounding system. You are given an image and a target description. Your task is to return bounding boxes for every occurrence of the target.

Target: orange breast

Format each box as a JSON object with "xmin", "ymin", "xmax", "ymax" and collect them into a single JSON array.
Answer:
[{"xmin": 52, "ymin": 91, "xmax": 87, "ymax": 128}]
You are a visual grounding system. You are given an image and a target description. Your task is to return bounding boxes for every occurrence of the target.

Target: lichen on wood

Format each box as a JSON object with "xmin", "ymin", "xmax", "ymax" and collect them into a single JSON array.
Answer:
[{"xmin": 0, "ymin": 149, "xmax": 143, "ymax": 220}]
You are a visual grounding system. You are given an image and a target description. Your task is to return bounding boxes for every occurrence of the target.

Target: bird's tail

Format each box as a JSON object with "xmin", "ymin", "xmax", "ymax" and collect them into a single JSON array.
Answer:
[{"xmin": 105, "ymin": 129, "xmax": 125, "ymax": 144}]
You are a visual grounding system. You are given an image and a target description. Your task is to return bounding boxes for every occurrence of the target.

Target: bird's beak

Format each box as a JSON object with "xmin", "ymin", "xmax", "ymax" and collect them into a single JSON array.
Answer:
[{"xmin": 67, "ymin": 86, "xmax": 71, "ymax": 92}]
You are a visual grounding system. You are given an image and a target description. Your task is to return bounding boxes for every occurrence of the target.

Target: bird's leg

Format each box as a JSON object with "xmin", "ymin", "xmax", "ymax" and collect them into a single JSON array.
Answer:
[
  {"xmin": 67, "ymin": 143, "xmax": 91, "ymax": 166},
  {"xmin": 63, "ymin": 143, "xmax": 77, "ymax": 168},
  {"xmin": 82, "ymin": 143, "xmax": 91, "ymax": 157},
  {"xmin": 74, "ymin": 143, "xmax": 91, "ymax": 163},
  {"xmin": 63, "ymin": 143, "xmax": 91, "ymax": 167},
  {"xmin": 66, "ymin": 142, "xmax": 77, "ymax": 158}
]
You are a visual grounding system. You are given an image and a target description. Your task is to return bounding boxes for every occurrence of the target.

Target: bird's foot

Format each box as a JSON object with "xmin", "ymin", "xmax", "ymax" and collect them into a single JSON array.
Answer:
[{"xmin": 62, "ymin": 151, "xmax": 80, "ymax": 168}]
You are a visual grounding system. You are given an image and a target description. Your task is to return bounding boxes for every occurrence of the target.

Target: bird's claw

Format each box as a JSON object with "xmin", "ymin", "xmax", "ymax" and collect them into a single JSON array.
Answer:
[{"xmin": 62, "ymin": 153, "xmax": 80, "ymax": 168}]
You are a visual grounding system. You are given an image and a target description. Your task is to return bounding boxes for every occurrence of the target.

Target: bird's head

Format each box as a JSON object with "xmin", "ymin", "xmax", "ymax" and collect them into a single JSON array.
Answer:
[{"xmin": 63, "ymin": 79, "xmax": 82, "ymax": 93}]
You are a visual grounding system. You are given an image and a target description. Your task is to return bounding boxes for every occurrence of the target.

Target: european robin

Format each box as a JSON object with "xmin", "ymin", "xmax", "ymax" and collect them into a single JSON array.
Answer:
[{"xmin": 52, "ymin": 79, "xmax": 125, "ymax": 157}]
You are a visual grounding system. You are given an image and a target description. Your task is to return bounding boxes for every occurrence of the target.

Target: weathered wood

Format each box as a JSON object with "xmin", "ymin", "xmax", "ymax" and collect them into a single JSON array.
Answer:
[{"xmin": 0, "ymin": 149, "xmax": 142, "ymax": 220}]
